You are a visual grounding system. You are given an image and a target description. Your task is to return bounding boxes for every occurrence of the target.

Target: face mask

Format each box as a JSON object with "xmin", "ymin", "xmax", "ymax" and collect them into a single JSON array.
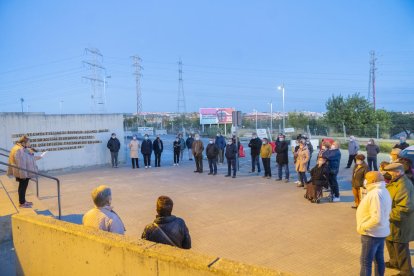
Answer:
[
  {"xmin": 318, "ymin": 161, "xmax": 324, "ymax": 166},
  {"xmin": 195, "ymin": 137, "xmax": 200, "ymax": 141},
  {"xmin": 217, "ymin": 134, "xmax": 220, "ymax": 137},
  {"xmin": 176, "ymin": 139, "xmax": 179, "ymax": 142},
  {"xmin": 144, "ymin": 137, "xmax": 148, "ymax": 140},
  {"xmin": 228, "ymin": 141, "xmax": 232, "ymax": 145},
  {"xmin": 263, "ymin": 141, "xmax": 267, "ymax": 144},
  {"xmin": 112, "ymin": 136, "xmax": 116, "ymax": 139},
  {"xmin": 209, "ymin": 141, "xmax": 213, "ymax": 144},
  {"xmin": 279, "ymin": 138, "xmax": 284, "ymax": 141},
  {"xmin": 368, "ymin": 141, "xmax": 371, "ymax": 144},
  {"xmin": 331, "ymin": 146, "xmax": 337, "ymax": 150},
  {"xmin": 253, "ymin": 136, "xmax": 257, "ymax": 139},
  {"xmin": 133, "ymin": 137, "xmax": 137, "ymax": 140}
]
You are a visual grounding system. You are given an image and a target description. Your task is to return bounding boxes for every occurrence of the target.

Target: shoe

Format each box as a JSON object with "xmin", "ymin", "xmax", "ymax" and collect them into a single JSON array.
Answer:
[
  {"xmin": 297, "ymin": 183, "xmax": 304, "ymax": 187},
  {"xmin": 249, "ymin": 171, "xmax": 255, "ymax": 173},
  {"xmin": 208, "ymin": 172, "xmax": 213, "ymax": 175},
  {"xmin": 19, "ymin": 202, "xmax": 32, "ymax": 208},
  {"xmin": 194, "ymin": 170, "xmax": 199, "ymax": 173},
  {"xmin": 345, "ymin": 167, "xmax": 350, "ymax": 169},
  {"xmin": 115, "ymin": 166, "xmax": 118, "ymax": 168},
  {"xmin": 294, "ymin": 181, "xmax": 300, "ymax": 184},
  {"xmin": 199, "ymin": 171, "xmax": 203, "ymax": 173},
  {"xmin": 232, "ymin": 176, "xmax": 236, "ymax": 178},
  {"xmin": 266, "ymin": 176, "xmax": 271, "ymax": 179},
  {"xmin": 225, "ymin": 175, "xmax": 230, "ymax": 177},
  {"xmin": 385, "ymin": 262, "xmax": 398, "ymax": 269},
  {"xmin": 177, "ymin": 163, "xmax": 179, "ymax": 166},
  {"xmin": 25, "ymin": 201, "xmax": 33, "ymax": 205},
  {"xmin": 285, "ymin": 179, "xmax": 289, "ymax": 183},
  {"xmin": 145, "ymin": 166, "xmax": 148, "ymax": 169},
  {"xmin": 332, "ymin": 197, "xmax": 341, "ymax": 202},
  {"xmin": 351, "ymin": 206, "xmax": 358, "ymax": 209},
  {"xmin": 213, "ymin": 173, "xmax": 217, "ymax": 175},
  {"xmin": 275, "ymin": 178, "xmax": 282, "ymax": 181},
  {"xmin": 190, "ymin": 158, "xmax": 193, "ymax": 161},
  {"xmin": 262, "ymin": 176, "xmax": 267, "ymax": 178},
  {"xmin": 148, "ymin": 166, "xmax": 151, "ymax": 168}
]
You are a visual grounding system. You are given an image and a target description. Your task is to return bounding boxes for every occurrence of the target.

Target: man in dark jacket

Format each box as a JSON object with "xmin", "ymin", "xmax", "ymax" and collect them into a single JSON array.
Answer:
[
  {"xmin": 276, "ymin": 134, "xmax": 289, "ymax": 182},
  {"xmin": 248, "ymin": 132, "xmax": 262, "ymax": 174},
  {"xmin": 206, "ymin": 138, "xmax": 219, "ymax": 175},
  {"xmin": 215, "ymin": 132, "xmax": 226, "ymax": 164},
  {"xmin": 142, "ymin": 196, "xmax": 191, "ymax": 249},
  {"xmin": 186, "ymin": 135, "xmax": 194, "ymax": 161},
  {"xmin": 225, "ymin": 138, "xmax": 238, "ymax": 178},
  {"xmin": 153, "ymin": 135, "xmax": 164, "ymax": 167},
  {"xmin": 323, "ymin": 141, "xmax": 342, "ymax": 202},
  {"xmin": 394, "ymin": 136, "xmax": 410, "ymax": 150},
  {"xmin": 107, "ymin": 133, "xmax": 121, "ymax": 168},
  {"xmin": 141, "ymin": 134, "xmax": 153, "ymax": 168}
]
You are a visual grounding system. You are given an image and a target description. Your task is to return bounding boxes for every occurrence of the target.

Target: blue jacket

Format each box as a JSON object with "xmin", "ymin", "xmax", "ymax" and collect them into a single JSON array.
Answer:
[
  {"xmin": 322, "ymin": 149, "xmax": 341, "ymax": 174},
  {"xmin": 215, "ymin": 135, "xmax": 226, "ymax": 150}
]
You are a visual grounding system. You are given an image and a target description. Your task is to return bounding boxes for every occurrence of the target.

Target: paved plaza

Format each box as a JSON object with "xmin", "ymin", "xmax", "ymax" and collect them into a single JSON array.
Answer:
[{"xmin": 17, "ymin": 146, "xmax": 414, "ymax": 276}]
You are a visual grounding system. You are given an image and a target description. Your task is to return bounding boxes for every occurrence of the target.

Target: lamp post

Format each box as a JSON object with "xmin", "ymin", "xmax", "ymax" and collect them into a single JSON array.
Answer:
[
  {"xmin": 20, "ymin": 98, "xmax": 24, "ymax": 113},
  {"xmin": 277, "ymin": 84, "xmax": 285, "ymax": 134},
  {"xmin": 253, "ymin": 109, "xmax": 258, "ymax": 130},
  {"xmin": 268, "ymin": 101, "xmax": 273, "ymax": 136}
]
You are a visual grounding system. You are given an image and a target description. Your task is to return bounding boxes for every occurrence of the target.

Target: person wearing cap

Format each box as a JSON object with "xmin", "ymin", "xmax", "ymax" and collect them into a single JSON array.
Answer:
[
  {"xmin": 295, "ymin": 140, "xmax": 310, "ymax": 188},
  {"xmin": 107, "ymin": 133, "xmax": 121, "ymax": 168},
  {"xmin": 260, "ymin": 138, "xmax": 272, "ymax": 179},
  {"xmin": 351, "ymin": 154, "xmax": 369, "ymax": 209},
  {"xmin": 346, "ymin": 135, "xmax": 360, "ymax": 169},
  {"xmin": 83, "ymin": 185, "xmax": 125, "ymax": 235},
  {"xmin": 323, "ymin": 141, "xmax": 342, "ymax": 202},
  {"xmin": 141, "ymin": 134, "xmax": 153, "ymax": 168},
  {"xmin": 390, "ymin": 148, "xmax": 401, "ymax": 163},
  {"xmin": 153, "ymin": 135, "xmax": 164, "ymax": 167},
  {"xmin": 215, "ymin": 132, "xmax": 226, "ymax": 164},
  {"xmin": 356, "ymin": 171, "xmax": 392, "ymax": 276},
  {"xmin": 275, "ymin": 134, "xmax": 289, "ymax": 182},
  {"xmin": 394, "ymin": 136, "xmax": 410, "ymax": 151},
  {"xmin": 192, "ymin": 134, "xmax": 204, "ymax": 173},
  {"xmin": 128, "ymin": 135, "xmax": 140, "ymax": 169},
  {"xmin": 248, "ymin": 132, "xmax": 262, "ymax": 174},
  {"xmin": 383, "ymin": 163, "xmax": 414, "ymax": 275}
]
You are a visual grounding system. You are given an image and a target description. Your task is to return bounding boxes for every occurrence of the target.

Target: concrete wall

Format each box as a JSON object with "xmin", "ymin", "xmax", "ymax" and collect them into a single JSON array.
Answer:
[
  {"xmin": 0, "ymin": 113, "xmax": 125, "ymax": 171},
  {"xmin": 12, "ymin": 214, "xmax": 288, "ymax": 276}
]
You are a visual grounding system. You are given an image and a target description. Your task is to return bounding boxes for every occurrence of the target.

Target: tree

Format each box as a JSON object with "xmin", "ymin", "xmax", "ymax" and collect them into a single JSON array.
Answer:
[
  {"xmin": 389, "ymin": 112, "xmax": 414, "ymax": 138},
  {"xmin": 287, "ymin": 112, "xmax": 308, "ymax": 131}
]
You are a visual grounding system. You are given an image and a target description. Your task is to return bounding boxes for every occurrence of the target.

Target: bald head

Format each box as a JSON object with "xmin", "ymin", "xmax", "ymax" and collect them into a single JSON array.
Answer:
[{"xmin": 365, "ymin": 171, "xmax": 384, "ymax": 185}]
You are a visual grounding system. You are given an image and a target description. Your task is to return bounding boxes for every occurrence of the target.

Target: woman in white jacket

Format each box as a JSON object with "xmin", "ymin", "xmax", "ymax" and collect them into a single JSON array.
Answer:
[{"xmin": 356, "ymin": 171, "xmax": 392, "ymax": 276}]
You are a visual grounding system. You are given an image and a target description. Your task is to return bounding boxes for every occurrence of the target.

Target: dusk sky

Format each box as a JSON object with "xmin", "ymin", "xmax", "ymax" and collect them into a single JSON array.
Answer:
[{"xmin": 0, "ymin": 0, "xmax": 413, "ymax": 114}]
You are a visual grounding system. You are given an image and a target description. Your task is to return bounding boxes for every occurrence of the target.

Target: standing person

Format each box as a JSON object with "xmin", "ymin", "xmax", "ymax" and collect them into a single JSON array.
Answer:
[
  {"xmin": 383, "ymin": 163, "xmax": 414, "ymax": 276},
  {"xmin": 225, "ymin": 138, "xmax": 237, "ymax": 178},
  {"xmin": 141, "ymin": 134, "xmax": 153, "ymax": 169},
  {"xmin": 306, "ymin": 138, "xmax": 314, "ymax": 172},
  {"xmin": 83, "ymin": 185, "xmax": 125, "ymax": 235},
  {"xmin": 141, "ymin": 196, "xmax": 191, "ymax": 249},
  {"xmin": 293, "ymin": 136, "xmax": 302, "ymax": 185},
  {"xmin": 356, "ymin": 171, "xmax": 392, "ymax": 276},
  {"xmin": 128, "ymin": 135, "xmax": 139, "ymax": 169},
  {"xmin": 323, "ymin": 141, "xmax": 342, "ymax": 202},
  {"xmin": 215, "ymin": 132, "xmax": 226, "ymax": 164},
  {"xmin": 393, "ymin": 136, "xmax": 410, "ymax": 150},
  {"xmin": 107, "ymin": 133, "xmax": 121, "ymax": 168},
  {"xmin": 366, "ymin": 138, "xmax": 380, "ymax": 171},
  {"xmin": 346, "ymin": 135, "xmax": 360, "ymax": 168},
  {"xmin": 7, "ymin": 135, "xmax": 41, "ymax": 208},
  {"xmin": 153, "ymin": 135, "xmax": 164, "ymax": 167},
  {"xmin": 186, "ymin": 134, "xmax": 194, "ymax": 161},
  {"xmin": 192, "ymin": 134, "xmax": 204, "ymax": 173},
  {"xmin": 275, "ymin": 134, "xmax": 290, "ymax": 182},
  {"xmin": 178, "ymin": 134, "xmax": 186, "ymax": 162},
  {"xmin": 351, "ymin": 154, "xmax": 369, "ymax": 209},
  {"xmin": 173, "ymin": 137, "xmax": 181, "ymax": 166},
  {"xmin": 260, "ymin": 138, "xmax": 272, "ymax": 179},
  {"xmin": 206, "ymin": 138, "xmax": 219, "ymax": 175},
  {"xmin": 295, "ymin": 140, "xmax": 310, "ymax": 188},
  {"xmin": 248, "ymin": 132, "xmax": 262, "ymax": 174}
]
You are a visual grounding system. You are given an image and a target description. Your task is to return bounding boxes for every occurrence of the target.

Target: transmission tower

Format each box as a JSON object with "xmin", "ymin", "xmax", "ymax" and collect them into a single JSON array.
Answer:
[
  {"xmin": 82, "ymin": 48, "xmax": 106, "ymax": 113},
  {"xmin": 131, "ymin": 55, "xmax": 143, "ymax": 126},
  {"xmin": 177, "ymin": 59, "xmax": 187, "ymax": 115},
  {"xmin": 368, "ymin": 50, "xmax": 377, "ymax": 111}
]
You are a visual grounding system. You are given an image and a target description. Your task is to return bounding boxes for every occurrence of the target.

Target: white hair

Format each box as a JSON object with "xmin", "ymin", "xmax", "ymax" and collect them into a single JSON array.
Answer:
[{"xmin": 91, "ymin": 185, "xmax": 111, "ymax": 207}]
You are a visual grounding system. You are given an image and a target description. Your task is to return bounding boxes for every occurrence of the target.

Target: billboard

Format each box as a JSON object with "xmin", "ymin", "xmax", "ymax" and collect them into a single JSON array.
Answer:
[{"xmin": 199, "ymin": 108, "xmax": 235, "ymax": 125}]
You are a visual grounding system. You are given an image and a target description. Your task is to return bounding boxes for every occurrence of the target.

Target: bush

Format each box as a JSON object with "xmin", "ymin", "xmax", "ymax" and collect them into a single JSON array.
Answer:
[{"xmin": 378, "ymin": 142, "xmax": 394, "ymax": 153}]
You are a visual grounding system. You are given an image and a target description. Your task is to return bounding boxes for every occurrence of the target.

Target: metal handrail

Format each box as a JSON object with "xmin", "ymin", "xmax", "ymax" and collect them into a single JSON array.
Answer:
[
  {"xmin": 0, "ymin": 147, "xmax": 10, "ymax": 153},
  {"xmin": 0, "ymin": 161, "xmax": 61, "ymax": 219}
]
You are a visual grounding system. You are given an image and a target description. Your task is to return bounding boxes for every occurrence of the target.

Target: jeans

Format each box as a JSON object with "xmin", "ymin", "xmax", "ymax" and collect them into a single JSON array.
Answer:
[
  {"xmin": 329, "ymin": 172, "xmax": 340, "ymax": 198},
  {"xmin": 262, "ymin": 158, "xmax": 271, "ymax": 177},
  {"xmin": 218, "ymin": 149, "xmax": 224, "ymax": 163},
  {"xmin": 174, "ymin": 151, "xmax": 180, "ymax": 164},
  {"xmin": 143, "ymin": 154, "xmax": 151, "ymax": 166},
  {"xmin": 367, "ymin": 157, "xmax": 378, "ymax": 171},
  {"xmin": 251, "ymin": 155, "xmax": 261, "ymax": 172},
  {"xmin": 110, "ymin": 151, "xmax": 118, "ymax": 167},
  {"xmin": 386, "ymin": 240, "xmax": 413, "ymax": 276},
  {"xmin": 188, "ymin": 148, "xmax": 192, "ymax": 159},
  {"xmin": 299, "ymin": 171, "xmax": 307, "ymax": 184},
  {"xmin": 155, "ymin": 153, "xmax": 161, "ymax": 167},
  {"xmin": 17, "ymin": 177, "xmax": 30, "ymax": 204},
  {"xmin": 227, "ymin": 158, "xmax": 236, "ymax": 176},
  {"xmin": 278, "ymin": 163, "xmax": 290, "ymax": 180},
  {"xmin": 360, "ymin": 235, "xmax": 385, "ymax": 276},
  {"xmin": 131, "ymin": 158, "xmax": 139, "ymax": 168},
  {"xmin": 180, "ymin": 149, "xmax": 184, "ymax": 161},
  {"xmin": 195, "ymin": 155, "xmax": 203, "ymax": 172},
  {"xmin": 208, "ymin": 158, "xmax": 217, "ymax": 174},
  {"xmin": 347, "ymin": 154, "xmax": 357, "ymax": 168}
]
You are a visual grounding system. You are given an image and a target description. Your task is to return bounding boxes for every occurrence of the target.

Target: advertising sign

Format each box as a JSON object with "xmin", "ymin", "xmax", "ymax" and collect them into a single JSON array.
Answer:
[
  {"xmin": 138, "ymin": 127, "xmax": 154, "ymax": 136},
  {"xmin": 199, "ymin": 108, "xmax": 234, "ymax": 125},
  {"xmin": 256, "ymin": 129, "xmax": 268, "ymax": 139}
]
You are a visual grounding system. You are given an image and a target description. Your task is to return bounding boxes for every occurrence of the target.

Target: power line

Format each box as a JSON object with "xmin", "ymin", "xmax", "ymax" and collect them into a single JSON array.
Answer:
[
  {"xmin": 177, "ymin": 59, "xmax": 187, "ymax": 115},
  {"xmin": 368, "ymin": 50, "xmax": 377, "ymax": 111}
]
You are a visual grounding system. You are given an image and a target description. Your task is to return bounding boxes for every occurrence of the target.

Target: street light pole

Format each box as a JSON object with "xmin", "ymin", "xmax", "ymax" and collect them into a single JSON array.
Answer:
[
  {"xmin": 269, "ymin": 101, "xmax": 273, "ymax": 136},
  {"xmin": 278, "ymin": 84, "xmax": 285, "ymax": 134},
  {"xmin": 20, "ymin": 98, "xmax": 24, "ymax": 113},
  {"xmin": 254, "ymin": 109, "xmax": 258, "ymax": 130}
]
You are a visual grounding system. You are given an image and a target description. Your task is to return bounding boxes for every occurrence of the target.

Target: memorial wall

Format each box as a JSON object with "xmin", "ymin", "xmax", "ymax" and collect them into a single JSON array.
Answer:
[{"xmin": 0, "ymin": 113, "xmax": 125, "ymax": 171}]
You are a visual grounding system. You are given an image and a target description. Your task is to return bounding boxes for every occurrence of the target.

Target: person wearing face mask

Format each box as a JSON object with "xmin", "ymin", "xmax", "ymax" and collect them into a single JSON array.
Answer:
[
  {"xmin": 173, "ymin": 137, "xmax": 181, "ymax": 166},
  {"xmin": 275, "ymin": 134, "xmax": 289, "ymax": 182},
  {"xmin": 128, "ymin": 135, "xmax": 140, "ymax": 169},
  {"xmin": 153, "ymin": 135, "xmax": 164, "ymax": 167},
  {"xmin": 346, "ymin": 135, "xmax": 360, "ymax": 169},
  {"xmin": 248, "ymin": 132, "xmax": 262, "ymax": 174},
  {"xmin": 260, "ymin": 138, "xmax": 272, "ymax": 179},
  {"xmin": 394, "ymin": 136, "xmax": 410, "ymax": 151},
  {"xmin": 382, "ymin": 163, "xmax": 414, "ymax": 276},
  {"xmin": 83, "ymin": 185, "xmax": 125, "ymax": 235},
  {"xmin": 305, "ymin": 156, "xmax": 329, "ymax": 203},
  {"xmin": 107, "ymin": 133, "xmax": 121, "ymax": 168},
  {"xmin": 215, "ymin": 132, "xmax": 226, "ymax": 164},
  {"xmin": 305, "ymin": 138, "xmax": 314, "ymax": 172},
  {"xmin": 351, "ymin": 154, "xmax": 369, "ymax": 209},
  {"xmin": 366, "ymin": 138, "xmax": 380, "ymax": 171},
  {"xmin": 178, "ymin": 134, "xmax": 186, "ymax": 162},
  {"xmin": 186, "ymin": 134, "xmax": 194, "ymax": 161},
  {"xmin": 206, "ymin": 138, "xmax": 219, "ymax": 175},
  {"xmin": 141, "ymin": 134, "xmax": 153, "ymax": 168},
  {"xmin": 323, "ymin": 141, "xmax": 342, "ymax": 202},
  {"xmin": 295, "ymin": 140, "xmax": 310, "ymax": 188},
  {"xmin": 225, "ymin": 139, "xmax": 238, "ymax": 178},
  {"xmin": 191, "ymin": 134, "xmax": 204, "ymax": 173},
  {"xmin": 356, "ymin": 171, "xmax": 391, "ymax": 276}
]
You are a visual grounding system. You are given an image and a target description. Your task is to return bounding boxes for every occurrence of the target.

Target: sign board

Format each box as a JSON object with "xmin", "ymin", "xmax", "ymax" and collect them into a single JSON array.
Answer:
[
  {"xmin": 284, "ymin": 127, "xmax": 295, "ymax": 133},
  {"xmin": 256, "ymin": 129, "xmax": 268, "ymax": 139},
  {"xmin": 155, "ymin": 129, "xmax": 167, "ymax": 135},
  {"xmin": 199, "ymin": 108, "xmax": 234, "ymax": 125},
  {"xmin": 138, "ymin": 127, "xmax": 154, "ymax": 136}
]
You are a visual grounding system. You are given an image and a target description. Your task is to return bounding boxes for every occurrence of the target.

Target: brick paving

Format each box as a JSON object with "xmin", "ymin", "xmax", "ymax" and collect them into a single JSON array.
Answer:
[{"xmin": 30, "ymin": 148, "xmax": 413, "ymax": 276}]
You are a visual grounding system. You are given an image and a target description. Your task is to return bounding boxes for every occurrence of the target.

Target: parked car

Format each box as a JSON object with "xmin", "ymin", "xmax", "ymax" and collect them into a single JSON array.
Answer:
[{"xmin": 400, "ymin": 145, "xmax": 414, "ymax": 164}]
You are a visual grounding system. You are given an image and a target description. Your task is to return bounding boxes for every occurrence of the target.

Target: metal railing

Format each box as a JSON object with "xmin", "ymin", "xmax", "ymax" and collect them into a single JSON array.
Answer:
[{"xmin": 0, "ymin": 160, "xmax": 61, "ymax": 220}]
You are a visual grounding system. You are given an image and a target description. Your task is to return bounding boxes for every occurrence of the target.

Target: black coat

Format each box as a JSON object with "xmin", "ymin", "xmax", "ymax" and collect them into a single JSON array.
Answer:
[
  {"xmin": 141, "ymin": 215, "xmax": 191, "ymax": 249},
  {"xmin": 153, "ymin": 139, "xmax": 164, "ymax": 154},
  {"xmin": 276, "ymin": 141, "xmax": 289, "ymax": 165},
  {"xmin": 206, "ymin": 143, "xmax": 219, "ymax": 159},
  {"xmin": 310, "ymin": 163, "xmax": 330, "ymax": 187},
  {"xmin": 186, "ymin": 137, "xmax": 194, "ymax": 149},
  {"xmin": 225, "ymin": 143, "xmax": 238, "ymax": 160},
  {"xmin": 248, "ymin": 138, "xmax": 262, "ymax": 156},
  {"xmin": 394, "ymin": 142, "xmax": 409, "ymax": 150},
  {"xmin": 173, "ymin": 141, "xmax": 181, "ymax": 153},
  {"xmin": 141, "ymin": 140, "xmax": 153, "ymax": 155},
  {"xmin": 107, "ymin": 138, "xmax": 121, "ymax": 152}
]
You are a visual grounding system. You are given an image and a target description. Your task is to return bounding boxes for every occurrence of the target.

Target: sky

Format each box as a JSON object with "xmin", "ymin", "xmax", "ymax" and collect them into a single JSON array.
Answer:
[{"xmin": 0, "ymin": 0, "xmax": 413, "ymax": 114}]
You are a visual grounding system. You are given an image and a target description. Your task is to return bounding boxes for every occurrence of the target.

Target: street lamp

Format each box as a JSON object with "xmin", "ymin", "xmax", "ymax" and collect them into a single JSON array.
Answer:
[
  {"xmin": 268, "ymin": 101, "xmax": 273, "ymax": 137},
  {"xmin": 253, "ymin": 109, "xmax": 258, "ymax": 130},
  {"xmin": 277, "ymin": 84, "xmax": 285, "ymax": 134}
]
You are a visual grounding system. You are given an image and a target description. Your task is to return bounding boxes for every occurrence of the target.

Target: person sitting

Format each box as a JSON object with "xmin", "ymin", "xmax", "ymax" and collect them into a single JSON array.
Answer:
[
  {"xmin": 142, "ymin": 196, "xmax": 191, "ymax": 249},
  {"xmin": 305, "ymin": 156, "xmax": 329, "ymax": 203},
  {"xmin": 83, "ymin": 185, "xmax": 125, "ymax": 235},
  {"xmin": 351, "ymin": 154, "xmax": 369, "ymax": 209}
]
